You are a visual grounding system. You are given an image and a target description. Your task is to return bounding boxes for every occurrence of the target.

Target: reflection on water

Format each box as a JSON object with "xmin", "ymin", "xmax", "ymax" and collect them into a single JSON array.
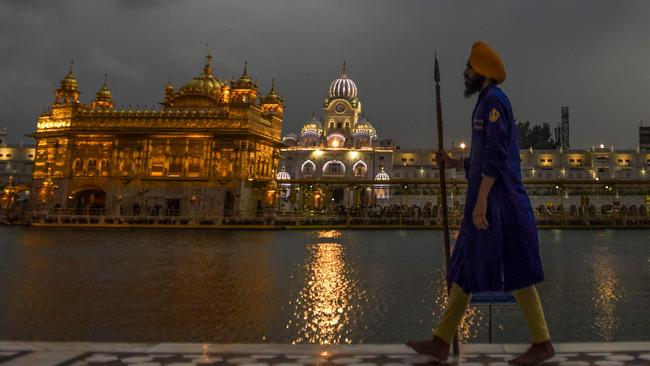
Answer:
[
  {"xmin": 316, "ymin": 230, "xmax": 343, "ymax": 239},
  {"xmin": 0, "ymin": 227, "xmax": 647, "ymax": 343},
  {"xmin": 288, "ymin": 230, "xmax": 365, "ymax": 344},
  {"xmin": 590, "ymin": 246, "xmax": 622, "ymax": 340}
]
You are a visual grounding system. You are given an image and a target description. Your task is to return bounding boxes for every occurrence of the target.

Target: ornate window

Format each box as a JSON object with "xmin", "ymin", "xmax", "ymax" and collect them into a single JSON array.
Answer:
[
  {"xmin": 188, "ymin": 157, "xmax": 201, "ymax": 177},
  {"xmin": 151, "ymin": 157, "xmax": 165, "ymax": 176},
  {"xmin": 323, "ymin": 160, "xmax": 345, "ymax": 177},
  {"xmin": 301, "ymin": 160, "xmax": 316, "ymax": 178},
  {"xmin": 353, "ymin": 160, "xmax": 367, "ymax": 177},
  {"xmin": 100, "ymin": 159, "xmax": 110, "ymax": 176},
  {"xmin": 87, "ymin": 159, "xmax": 97, "ymax": 171},
  {"xmin": 73, "ymin": 158, "xmax": 82, "ymax": 175},
  {"xmin": 168, "ymin": 156, "xmax": 183, "ymax": 177}
]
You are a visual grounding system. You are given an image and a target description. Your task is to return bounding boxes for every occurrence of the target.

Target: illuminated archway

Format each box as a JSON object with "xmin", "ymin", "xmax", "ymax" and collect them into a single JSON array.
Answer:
[
  {"xmin": 323, "ymin": 160, "xmax": 345, "ymax": 177},
  {"xmin": 352, "ymin": 160, "xmax": 367, "ymax": 177},
  {"xmin": 301, "ymin": 160, "xmax": 316, "ymax": 178}
]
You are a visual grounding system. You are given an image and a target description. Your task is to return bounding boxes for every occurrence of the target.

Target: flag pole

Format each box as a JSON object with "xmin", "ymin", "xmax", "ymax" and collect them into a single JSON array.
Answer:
[{"xmin": 434, "ymin": 53, "xmax": 460, "ymax": 356}]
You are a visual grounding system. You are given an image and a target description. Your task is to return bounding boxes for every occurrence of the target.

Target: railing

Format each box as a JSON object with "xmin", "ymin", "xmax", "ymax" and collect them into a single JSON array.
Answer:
[{"xmin": 25, "ymin": 209, "xmax": 650, "ymax": 228}]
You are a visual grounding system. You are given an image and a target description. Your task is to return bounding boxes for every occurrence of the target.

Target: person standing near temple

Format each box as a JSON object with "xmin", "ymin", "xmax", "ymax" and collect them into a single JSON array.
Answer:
[{"xmin": 407, "ymin": 41, "xmax": 555, "ymax": 365}]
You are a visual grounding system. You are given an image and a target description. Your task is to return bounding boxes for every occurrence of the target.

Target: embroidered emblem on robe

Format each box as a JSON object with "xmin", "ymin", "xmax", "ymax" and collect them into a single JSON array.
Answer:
[{"xmin": 489, "ymin": 108, "xmax": 500, "ymax": 122}]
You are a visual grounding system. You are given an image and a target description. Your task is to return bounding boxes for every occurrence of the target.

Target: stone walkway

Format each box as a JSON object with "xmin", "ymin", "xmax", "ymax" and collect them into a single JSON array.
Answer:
[{"xmin": 0, "ymin": 342, "xmax": 648, "ymax": 366}]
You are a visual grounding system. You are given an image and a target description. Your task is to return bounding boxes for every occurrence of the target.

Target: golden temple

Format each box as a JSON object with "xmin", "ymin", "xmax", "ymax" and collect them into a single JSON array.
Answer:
[{"xmin": 31, "ymin": 55, "xmax": 283, "ymax": 218}]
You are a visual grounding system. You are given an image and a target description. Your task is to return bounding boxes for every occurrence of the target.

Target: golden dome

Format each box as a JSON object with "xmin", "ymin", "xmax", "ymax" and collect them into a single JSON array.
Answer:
[
  {"xmin": 261, "ymin": 79, "xmax": 283, "ymax": 105},
  {"xmin": 179, "ymin": 54, "xmax": 224, "ymax": 94},
  {"xmin": 94, "ymin": 74, "xmax": 112, "ymax": 101},
  {"xmin": 60, "ymin": 61, "xmax": 78, "ymax": 90},
  {"xmin": 232, "ymin": 61, "xmax": 257, "ymax": 90}
]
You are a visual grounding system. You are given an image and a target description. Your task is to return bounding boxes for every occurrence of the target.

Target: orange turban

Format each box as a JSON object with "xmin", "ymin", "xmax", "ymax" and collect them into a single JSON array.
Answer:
[{"xmin": 469, "ymin": 41, "xmax": 506, "ymax": 84}]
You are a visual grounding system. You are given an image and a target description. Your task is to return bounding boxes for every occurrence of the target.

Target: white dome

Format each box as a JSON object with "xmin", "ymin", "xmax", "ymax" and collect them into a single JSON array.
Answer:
[
  {"xmin": 301, "ymin": 117, "xmax": 323, "ymax": 136},
  {"xmin": 353, "ymin": 120, "xmax": 376, "ymax": 138},
  {"xmin": 276, "ymin": 165, "xmax": 291, "ymax": 180},
  {"xmin": 328, "ymin": 63, "xmax": 358, "ymax": 99},
  {"xmin": 374, "ymin": 167, "xmax": 390, "ymax": 181}
]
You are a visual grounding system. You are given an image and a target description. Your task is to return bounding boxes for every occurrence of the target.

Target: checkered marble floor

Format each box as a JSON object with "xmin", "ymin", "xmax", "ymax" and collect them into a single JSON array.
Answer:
[
  {"xmin": 0, "ymin": 343, "xmax": 648, "ymax": 366},
  {"xmin": 53, "ymin": 351, "xmax": 650, "ymax": 366}
]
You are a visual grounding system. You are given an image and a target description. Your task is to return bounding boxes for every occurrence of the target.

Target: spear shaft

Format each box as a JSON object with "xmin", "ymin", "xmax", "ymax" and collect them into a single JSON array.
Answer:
[{"xmin": 434, "ymin": 54, "xmax": 459, "ymax": 355}]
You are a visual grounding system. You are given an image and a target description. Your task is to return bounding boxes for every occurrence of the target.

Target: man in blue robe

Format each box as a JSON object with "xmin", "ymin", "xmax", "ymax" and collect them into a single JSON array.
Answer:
[{"xmin": 407, "ymin": 42, "xmax": 554, "ymax": 366}]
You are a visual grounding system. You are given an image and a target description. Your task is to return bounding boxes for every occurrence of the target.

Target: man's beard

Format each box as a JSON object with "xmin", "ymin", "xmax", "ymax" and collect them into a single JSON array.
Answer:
[{"xmin": 464, "ymin": 73, "xmax": 485, "ymax": 98}]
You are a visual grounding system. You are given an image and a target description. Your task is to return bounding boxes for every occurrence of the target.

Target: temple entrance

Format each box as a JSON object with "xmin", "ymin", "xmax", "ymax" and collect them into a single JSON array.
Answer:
[{"xmin": 70, "ymin": 189, "xmax": 106, "ymax": 214}]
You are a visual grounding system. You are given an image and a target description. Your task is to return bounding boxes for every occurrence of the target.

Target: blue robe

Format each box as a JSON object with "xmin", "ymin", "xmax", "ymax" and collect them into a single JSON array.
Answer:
[{"xmin": 447, "ymin": 84, "xmax": 545, "ymax": 293}]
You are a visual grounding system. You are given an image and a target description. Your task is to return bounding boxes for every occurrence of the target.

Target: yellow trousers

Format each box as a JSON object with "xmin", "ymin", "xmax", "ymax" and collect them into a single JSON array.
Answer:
[{"xmin": 433, "ymin": 283, "xmax": 551, "ymax": 344}]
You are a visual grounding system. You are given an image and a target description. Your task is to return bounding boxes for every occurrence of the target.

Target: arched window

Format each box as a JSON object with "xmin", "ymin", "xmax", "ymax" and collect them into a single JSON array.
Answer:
[
  {"xmin": 323, "ymin": 160, "xmax": 345, "ymax": 177},
  {"xmin": 87, "ymin": 159, "xmax": 97, "ymax": 171},
  {"xmin": 301, "ymin": 160, "xmax": 316, "ymax": 178},
  {"xmin": 100, "ymin": 159, "xmax": 110, "ymax": 175},
  {"xmin": 73, "ymin": 159, "xmax": 83, "ymax": 175},
  {"xmin": 352, "ymin": 160, "xmax": 367, "ymax": 177}
]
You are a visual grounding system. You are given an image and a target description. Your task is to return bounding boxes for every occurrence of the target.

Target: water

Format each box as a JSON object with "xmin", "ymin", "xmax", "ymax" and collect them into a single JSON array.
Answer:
[{"xmin": 0, "ymin": 227, "xmax": 648, "ymax": 343}]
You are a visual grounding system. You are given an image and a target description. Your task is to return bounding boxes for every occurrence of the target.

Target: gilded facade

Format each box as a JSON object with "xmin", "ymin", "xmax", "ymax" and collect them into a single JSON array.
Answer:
[{"xmin": 31, "ymin": 56, "xmax": 283, "ymax": 218}]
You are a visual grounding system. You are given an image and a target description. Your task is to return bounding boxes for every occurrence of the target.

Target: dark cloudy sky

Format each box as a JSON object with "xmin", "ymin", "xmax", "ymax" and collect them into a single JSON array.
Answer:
[{"xmin": 1, "ymin": 0, "xmax": 649, "ymax": 149}]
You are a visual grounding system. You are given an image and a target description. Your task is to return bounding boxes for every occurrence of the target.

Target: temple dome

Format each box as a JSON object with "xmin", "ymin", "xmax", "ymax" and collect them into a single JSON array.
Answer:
[
  {"xmin": 276, "ymin": 165, "xmax": 291, "ymax": 180},
  {"xmin": 374, "ymin": 167, "xmax": 390, "ymax": 181},
  {"xmin": 179, "ymin": 54, "xmax": 224, "ymax": 95},
  {"xmin": 94, "ymin": 75, "xmax": 112, "ymax": 101},
  {"xmin": 301, "ymin": 115, "xmax": 323, "ymax": 136},
  {"xmin": 353, "ymin": 119, "xmax": 376, "ymax": 138},
  {"xmin": 328, "ymin": 62, "xmax": 358, "ymax": 100}
]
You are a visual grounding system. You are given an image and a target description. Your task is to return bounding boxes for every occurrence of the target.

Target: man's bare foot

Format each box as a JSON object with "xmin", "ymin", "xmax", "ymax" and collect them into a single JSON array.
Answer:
[
  {"xmin": 405, "ymin": 336, "xmax": 450, "ymax": 362},
  {"xmin": 508, "ymin": 340, "xmax": 555, "ymax": 366}
]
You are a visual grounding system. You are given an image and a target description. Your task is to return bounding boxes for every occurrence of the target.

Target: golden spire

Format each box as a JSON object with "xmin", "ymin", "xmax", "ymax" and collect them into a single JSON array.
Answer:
[
  {"xmin": 92, "ymin": 73, "xmax": 113, "ymax": 109},
  {"xmin": 96, "ymin": 74, "xmax": 111, "ymax": 97},
  {"xmin": 232, "ymin": 60, "xmax": 257, "ymax": 91},
  {"xmin": 341, "ymin": 61, "xmax": 347, "ymax": 77},
  {"xmin": 60, "ymin": 60, "xmax": 79, "ymax": 90},
  {"xmin": 55, "ymin": 59, "xmax": 80, "ymax": 103},
  {"xmin": 203, "ymin": 54, "xmax": 213, "ymax": 76},
  {"xmin": 262, "ymin": 78, "xmax": 283, "ymax": 105}
]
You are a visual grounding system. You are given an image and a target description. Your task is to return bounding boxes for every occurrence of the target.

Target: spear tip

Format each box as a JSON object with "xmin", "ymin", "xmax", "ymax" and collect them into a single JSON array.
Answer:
[{"xmin": 434, "ymin": 52, "xmax": 441, "ymax": 83}]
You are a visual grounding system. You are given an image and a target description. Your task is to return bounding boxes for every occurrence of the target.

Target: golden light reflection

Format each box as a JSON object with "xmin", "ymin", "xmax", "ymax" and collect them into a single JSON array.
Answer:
[
  {"xmin": 590, "ymin": 247, "xmax": 622, "ymax": 341},
  {"xmin": 317, "ymin": 230, "xmax": 343, "ymax": 239},
  {"xmin": 431, "ymin": 264, "xmax": 483, "ymax": 343},
  {"xmin": 288, "ymin": 242, "xmax": 363, "ymax": 345}
]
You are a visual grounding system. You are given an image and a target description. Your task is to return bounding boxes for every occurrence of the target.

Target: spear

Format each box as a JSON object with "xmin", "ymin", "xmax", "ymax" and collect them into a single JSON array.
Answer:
[{"xmin": 434, "ymin": 53, "xmax": 460, "ymax": 356}]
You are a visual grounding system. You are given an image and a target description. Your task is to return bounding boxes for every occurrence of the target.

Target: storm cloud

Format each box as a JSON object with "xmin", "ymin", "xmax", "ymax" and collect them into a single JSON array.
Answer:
[{"xmin": 1, "ymin": 0, "xmax": 649, "ymax": 149}]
